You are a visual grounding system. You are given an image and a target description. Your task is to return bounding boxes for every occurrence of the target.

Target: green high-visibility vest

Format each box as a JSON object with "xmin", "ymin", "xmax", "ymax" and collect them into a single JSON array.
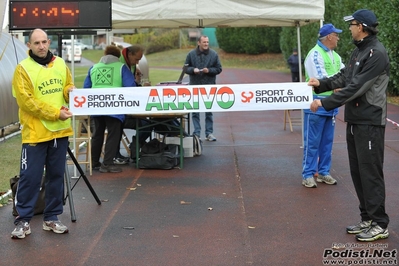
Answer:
[
  {"xmin": 305, "ymin": 45, "xmax": 342, "ymax": 96},
  {"xmin": 20, "ymin": 57, "xmax": 70, "ymax": 132},
  {"xmin": 90, "ymin": 61, "xmax": 124, "ymax": 88}
]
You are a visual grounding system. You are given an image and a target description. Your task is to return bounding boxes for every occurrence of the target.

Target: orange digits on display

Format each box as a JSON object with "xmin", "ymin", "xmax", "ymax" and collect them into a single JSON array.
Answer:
[
  {"xmin": 14, "ymin": 6, "xmax": 79, "ymax": 18},
  {"xmin": 46, "ymin": 8, "xmax": 58, "ymax": 17},
  {"xmin": 61, "ymin": 8, "xmax": 80, "ymax": 16},
  {"xmin": 10, "ymin": 1, "xmax": 110, "ymax": 30},
  {"xmin": 15, "ymin": 8, "xmax": 27, "ymax": 17}
]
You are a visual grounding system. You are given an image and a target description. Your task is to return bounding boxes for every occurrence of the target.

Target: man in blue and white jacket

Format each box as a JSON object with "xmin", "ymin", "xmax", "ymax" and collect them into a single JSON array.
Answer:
[{"xmin": 302, "ymin": 24, "xmax": 345, "ymax": 188}]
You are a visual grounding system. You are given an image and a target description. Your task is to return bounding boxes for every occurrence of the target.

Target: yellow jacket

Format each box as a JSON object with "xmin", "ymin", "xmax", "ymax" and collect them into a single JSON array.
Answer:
[{"xmin": 12, "ymin": 56, "xmax": 74, "ymax": 143}]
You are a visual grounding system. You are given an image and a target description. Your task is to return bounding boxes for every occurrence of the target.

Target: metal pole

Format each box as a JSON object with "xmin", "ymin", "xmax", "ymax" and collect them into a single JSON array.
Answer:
[{"xmin": 296, "ymin": 23, "xmax": 304, "ymax": 148}]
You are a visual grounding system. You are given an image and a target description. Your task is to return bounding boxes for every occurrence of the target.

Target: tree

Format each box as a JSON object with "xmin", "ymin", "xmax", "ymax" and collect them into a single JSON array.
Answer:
[
  {"xmin": 280, "ymin": 0, "xmax": 399, "ymax": 95},
  {"xmin": 216, "ymin": 27, "xmax": 282, "ymax": 55}
]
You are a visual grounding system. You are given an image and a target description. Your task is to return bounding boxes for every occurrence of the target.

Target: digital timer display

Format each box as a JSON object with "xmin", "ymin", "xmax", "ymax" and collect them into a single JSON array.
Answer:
[{"xmin": 9, "ymin": 0, "xmax": 112, "ymax": 30}]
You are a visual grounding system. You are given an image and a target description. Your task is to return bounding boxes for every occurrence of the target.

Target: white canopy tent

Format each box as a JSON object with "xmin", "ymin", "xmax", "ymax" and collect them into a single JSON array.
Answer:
[
  {"xmin": 111, "ymin": 0, "xmax": 325, "ymax": 82},
  {"xmin": 111, "ymin": 0, "xmax": 324, "ymax": 29}
]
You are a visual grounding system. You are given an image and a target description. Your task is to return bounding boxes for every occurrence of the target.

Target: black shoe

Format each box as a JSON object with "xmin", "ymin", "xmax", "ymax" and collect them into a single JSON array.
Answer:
[
  {"xmin": 113, "ymin": 157, "xmax": 129, "ymax": 165},
  {"xmin": 114, "ymin": 153, "xmax": 129, "ymax": 164},
  {"xmin": 99, "ymin": 163, "xmax": 122, "ymax": 173},
  {"xmin": 116, "ymin": 153, "xmax": 129, "ymax": 160},
  {"xmin": 93, "ymin": 162, "xmax": 101, "ymax": 170}
]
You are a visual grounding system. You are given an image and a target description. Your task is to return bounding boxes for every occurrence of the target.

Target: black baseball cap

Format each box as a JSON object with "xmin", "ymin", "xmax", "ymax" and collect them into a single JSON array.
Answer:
[{"xmin": 344, "ymin": 9, "xmax": 378, "ymax": 27}]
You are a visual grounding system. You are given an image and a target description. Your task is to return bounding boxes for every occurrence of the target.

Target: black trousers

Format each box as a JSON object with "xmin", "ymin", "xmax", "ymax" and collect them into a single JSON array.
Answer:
[
  {"xmin": 291, "ymin": 71, "xmax": 299, "ymax": 82},
  {"xmin": 346, "ymin": 123, "xmax": 389, "ymax": 228},
  {"xmin": 91, "ymin": 116, "xmax": 122, "ymax": 165}
]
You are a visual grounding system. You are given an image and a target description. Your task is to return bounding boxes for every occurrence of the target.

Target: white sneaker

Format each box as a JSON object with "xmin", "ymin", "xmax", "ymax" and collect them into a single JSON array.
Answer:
[
  {"xmin": 346, "ymin": 220, "xmax": 372, "ymax": 234},
  {"xmin": 302, "ymin": 177, "xmax": 317, "ymax": 188},
  {"xmin": 317, "ymin": 174, "xmax": 337, "ymax": 185},
  {"xmin": 43, "ymin": 220, "xmax": 69, "ymax": 234},
  {"xmin": 206, "ymin": 134, "xmax": 217, "ymax": 141},
  {"xmin": 11, "ymin": 221, "xmax": 31, "ymax": 239},
  {"xmin": 356, "ymin": 223, "xmax": 389, "ymax": 242}
]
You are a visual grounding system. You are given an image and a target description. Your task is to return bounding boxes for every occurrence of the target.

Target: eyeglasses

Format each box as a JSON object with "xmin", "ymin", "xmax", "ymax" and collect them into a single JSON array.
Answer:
[{"xmin": 349, "ymin": 23, "xmax": 360, "ymax": 27}]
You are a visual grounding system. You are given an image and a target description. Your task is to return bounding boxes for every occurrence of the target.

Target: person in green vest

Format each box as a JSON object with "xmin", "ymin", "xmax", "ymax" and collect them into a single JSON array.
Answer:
[
  {"xmin": 116, "ymin": 45, "xmax": 152, "ymax": 164},
  {"xmin": 11, "ymin": 28, "xmax": 74, "ymax": 239},
  {"xmin": 301, "ymin": 24, "xmax": 344, "ymax": 188},
  {"xmin": 84, "ymin": 45, "xmax": 136, "ymax": 173}
]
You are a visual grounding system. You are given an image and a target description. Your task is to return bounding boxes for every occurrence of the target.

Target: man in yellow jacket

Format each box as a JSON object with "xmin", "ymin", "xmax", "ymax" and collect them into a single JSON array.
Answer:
[{"xmin": 11, "ymin": 28, "xmax": 74, "ymax": 239}]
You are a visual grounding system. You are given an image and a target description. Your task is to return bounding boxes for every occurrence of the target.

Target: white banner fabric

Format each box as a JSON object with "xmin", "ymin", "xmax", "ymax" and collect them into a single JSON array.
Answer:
[{"xmin": 69, "ymin": 82, "xmax": 312, "ymax": 115}]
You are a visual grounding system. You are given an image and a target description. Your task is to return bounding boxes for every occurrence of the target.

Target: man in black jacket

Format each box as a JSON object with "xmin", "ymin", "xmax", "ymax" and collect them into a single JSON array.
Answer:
[
  {"xmin": 287, "ymin": 48, "xmax": 301, "ymax": 82},
  {"xmin": 308, "ymin": 9, "xmax": 390, "ymax": 242}
]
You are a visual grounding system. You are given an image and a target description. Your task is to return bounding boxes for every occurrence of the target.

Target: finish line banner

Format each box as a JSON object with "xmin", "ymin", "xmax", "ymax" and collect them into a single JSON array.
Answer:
[{"xmin": 69, "ymin": 82, "xmax": 312, "ymax": 115}]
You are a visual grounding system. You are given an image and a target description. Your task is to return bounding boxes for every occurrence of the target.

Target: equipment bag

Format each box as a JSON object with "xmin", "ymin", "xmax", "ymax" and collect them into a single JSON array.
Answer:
[
  {"xmin": 10, "ymin": 175, "xmax": 45, "ymax": 216},
  {"xmin": 140, "ymin": 138, "xmax": 167, "ymax": 154},
  {"xmin": 138, "ymin": 139, "xmax": 181, "ymax": 169}
]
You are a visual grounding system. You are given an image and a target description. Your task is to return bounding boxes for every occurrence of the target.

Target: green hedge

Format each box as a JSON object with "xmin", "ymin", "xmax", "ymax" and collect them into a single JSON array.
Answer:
[
  {"xmin": 215, "ymin": 27, "xmax": 282, "ymax": 54},
  {"xmin": 121, "ymin": 0, "xmax": 399, "ymax": 95},
  {"xmin": 123, "ymin": 29, "xmax": 186, "ymax": 54}
]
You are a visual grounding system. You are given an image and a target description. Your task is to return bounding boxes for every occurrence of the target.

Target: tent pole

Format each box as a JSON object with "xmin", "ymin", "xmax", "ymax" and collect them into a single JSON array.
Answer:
[{"xmin": 296, "ymin": 22, "xmax": 304, "ymax": 148}]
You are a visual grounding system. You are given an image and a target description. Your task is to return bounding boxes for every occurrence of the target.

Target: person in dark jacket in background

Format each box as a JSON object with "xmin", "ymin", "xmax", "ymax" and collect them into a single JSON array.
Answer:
[
  {"xmin": 287, "ymin": 48, "xmax": 302, "ymax": 82},
  {"xmin": 309, "ymin": 9, "xmax": 390, "ymax": 242},
  {"xmin": 184, "ymin": 35, "xmax": 222, "ymax": 141}
]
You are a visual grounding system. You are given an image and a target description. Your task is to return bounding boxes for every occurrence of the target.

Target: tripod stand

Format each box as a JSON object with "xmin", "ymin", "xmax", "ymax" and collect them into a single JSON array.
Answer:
[{"xmin": 64, "ymin": 146, "xmax": 101, "ymax": 222}]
